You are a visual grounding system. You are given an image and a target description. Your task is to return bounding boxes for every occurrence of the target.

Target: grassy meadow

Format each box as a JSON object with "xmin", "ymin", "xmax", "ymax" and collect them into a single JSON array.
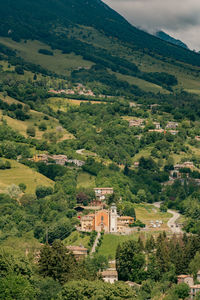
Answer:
[
  {"xmin": 0, "ymin": 159, "xmax": 54, "ymax": 193},
  {"xmin": 0, "ymin": 37, "xmax": 93, "ymax": 75}
]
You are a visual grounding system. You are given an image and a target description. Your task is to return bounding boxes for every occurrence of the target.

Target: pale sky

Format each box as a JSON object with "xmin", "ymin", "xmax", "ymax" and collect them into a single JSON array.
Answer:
[{"xmin": 103, "ymin": 0, "xmax": 200, "ymax": 51}]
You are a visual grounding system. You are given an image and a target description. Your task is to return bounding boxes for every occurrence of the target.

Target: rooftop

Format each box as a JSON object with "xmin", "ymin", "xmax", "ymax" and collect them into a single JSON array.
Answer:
[
  {"xmin": 67, "ymin": 245, "xmax": 88, "ymax": 252},
  {"xmin": 101, "ymin": 270, "xmax": 118, "ymax": 277},
  {"xmin": 178, "ymin": 275, "xmax": 192, "ymax": 278}
]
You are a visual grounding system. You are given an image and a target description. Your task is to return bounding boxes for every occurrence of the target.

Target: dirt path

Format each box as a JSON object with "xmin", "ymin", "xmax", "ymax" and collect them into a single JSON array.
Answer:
[{"xmin": 153, "ymin": 202, "xmax": 183, "ymax": 234}]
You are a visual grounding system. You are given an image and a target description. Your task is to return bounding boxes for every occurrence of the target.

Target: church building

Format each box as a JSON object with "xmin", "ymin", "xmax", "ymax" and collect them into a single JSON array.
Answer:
[{"xmin": 80, "ymin": 203, "xmax": 134, "ymax": 233}]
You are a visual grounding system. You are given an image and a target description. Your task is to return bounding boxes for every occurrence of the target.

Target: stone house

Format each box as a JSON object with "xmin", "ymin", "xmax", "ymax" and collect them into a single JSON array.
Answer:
[
  {"xmin": 177, "ymin": 274, "xmax": 194, "ymax": 286},
  {"xmin": 50, "ymin": 155, "xmax": 68, "ymax": 166},
  {"xmin": 66, "ymin": 245, "xmax": 88, "ymax": 260},
  {"xmin": 101, "ymin": 269, "xmax": 118, "ymax": 284},
  {"xmin": 67, "ymin": 159, "xmax": 85, "ymax": 167},
  {"xmin": 129, "ymin": 119, "xmax": 144, "ymax": 127}
]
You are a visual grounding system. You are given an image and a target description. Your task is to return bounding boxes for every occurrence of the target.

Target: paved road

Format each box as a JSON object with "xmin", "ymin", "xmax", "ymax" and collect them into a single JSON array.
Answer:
[
  {"xmin": 90, "ymin": 232, "xmax": 101, "ymax": 254},
  {"xmin": 153, "ymin": 202, "xmax": 183, "ymax": 234},
  {"xmin": 167, "ymin": 209, "xmax": 183, "ymax": 234},
  {"xmin": 76, "ymin": 149, "xmax": 85, "ymax": 155}
]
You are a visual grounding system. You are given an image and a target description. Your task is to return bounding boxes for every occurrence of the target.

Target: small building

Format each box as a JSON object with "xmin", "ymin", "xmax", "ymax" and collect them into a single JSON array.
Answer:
[
  {"xmin": 81, "ymin": 214, "xmax": 95, "ymax": 232},
  {"xmin": 177, "ymin": 275, "xmax": 193, "ymax": 286},
  {"xmin": 190, "ymin": 285, "xmax": 200, "ymax": 298},
  {"xmin": 67, "ymin": 159, "xmax": 85, "ymax": 167},
  {"xmin": 153, "ymin": 122, "xmax": 161, "ymax": 129},
  {"xmin": 50, "ymin": 155, "xmax": 68, "ymax": 166},
  {"xmin": 129, "ymin": 119, "xmax": 144, "ymax": 127},
  {"xmin": 66, "ymin": 245, "xmax": 88, "ymax": 260},
  {"xmin": 94, "ymin": 187, "xmax": 113, "ymax": 200},
  {"xmin": 133, "ymin": 161, "xmax": 139, "ymax": 168},
  {"xmin": 166, "ymin": 122, "xmax": 179, "ymax": 129},
  {"xmin": 101, "ymin": 269, "xmax": 118, "ymax": 284}
]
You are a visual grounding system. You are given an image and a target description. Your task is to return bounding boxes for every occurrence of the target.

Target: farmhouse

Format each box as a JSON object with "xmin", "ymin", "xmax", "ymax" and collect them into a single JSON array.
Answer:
[
  {"xmin": 101, "ymin": 269, "xmax": 118, "ymax": 284},
  {"xmin": 66, "ymin": 245, "xmax": 88, "ymax": 260}
]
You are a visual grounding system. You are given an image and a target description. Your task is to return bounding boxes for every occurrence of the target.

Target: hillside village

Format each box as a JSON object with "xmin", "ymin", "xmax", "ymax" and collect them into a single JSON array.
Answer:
[{"xmin": 2, "ymin": 0, "xmax": 200, "ymax": 299}]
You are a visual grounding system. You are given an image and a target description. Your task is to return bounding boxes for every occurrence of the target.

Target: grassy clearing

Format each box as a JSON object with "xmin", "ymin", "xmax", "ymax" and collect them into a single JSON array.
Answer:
[
  {"xmin": 134, "ymin": 203, "xmax": 172, "ymax": 226},
  {"xmin": 48, "ymin": 97, "xmax": 107, "ymax": 112},
  {"xmin": 0, "ymin": 37, "xmax": 93, "ymax": 75},
  {"xmin": 77, "ymin": 172, "xmax": 96, "ymax": 189},
  {"xmin": 63, "ymin": 231, "xmax": 90, "ymax": 248},
  {"xmin": 0, "ymin": 159, "xmax": 54, "ymax": 193},
  {"xmin": 98, "ymin": 234, "xmax": 138, "ymax": 258},
  {"xmin": 114, "ymin": 72, "xmax": 169, "ymax": 94},
  {"xmin": 132, "ymin": 147, "xmax": 153, "ymax": 162}
]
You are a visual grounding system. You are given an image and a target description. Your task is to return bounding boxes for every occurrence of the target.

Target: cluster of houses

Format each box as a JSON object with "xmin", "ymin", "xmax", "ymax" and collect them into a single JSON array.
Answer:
[
  {"xmin": 31, "ymin": 154, "xmax": 85, "ymax": 167},
  {"xmin": 49, "ymin": 83, "xmax": 95, "ymax": 97},
  {"xmin": 129, "ymin": 119, "xmax": 179, "ymax": 135},
  {"xmin": 162, "ymin": 161, "xmax": 200, "ymax": 186},
  {"xmin": 177, "ymin": 272, "xmax": 200, "ymax": 299}
]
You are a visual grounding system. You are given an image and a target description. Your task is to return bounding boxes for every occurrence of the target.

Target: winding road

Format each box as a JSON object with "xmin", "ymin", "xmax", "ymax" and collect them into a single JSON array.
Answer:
[{"xmin": 153, "ymin": 202, "xmax": 183, "ymax": 234}]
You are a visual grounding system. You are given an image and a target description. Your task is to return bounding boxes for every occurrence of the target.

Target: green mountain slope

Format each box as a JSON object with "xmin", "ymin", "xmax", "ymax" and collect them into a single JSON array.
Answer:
[{"xmin": 0, "ymin": 0, "xmax": 200, "ymax": 68}]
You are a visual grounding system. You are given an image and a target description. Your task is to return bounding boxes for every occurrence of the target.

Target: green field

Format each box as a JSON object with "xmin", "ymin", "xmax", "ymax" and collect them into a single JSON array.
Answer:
[
  {"xmin": 63, "ymin": 231, "xmax": 90, "ymax": 248},
  {"xmin": 114, "ymin": 72, "xmax": 169, "ymax": 94},
  {"xmin": 134, "ymin": 203, "xmax": 172, "ymax": 226},
  {"xmin": 77, "ymin": 172, "xmax": 96, "ymax": 188},
  {"xmin": 98, "ymin": 234, "xmax": 138, "ymax": 259},
  {"xmin": 0, "ymin": 37, "xmax": 93, "ymax": 75},
  {"xmin": 0, "ymin": 159, "xmax": 54, "ymax": 193}
]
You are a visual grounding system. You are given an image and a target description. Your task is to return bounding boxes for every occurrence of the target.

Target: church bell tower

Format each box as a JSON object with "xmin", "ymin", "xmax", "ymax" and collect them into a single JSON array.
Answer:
[{"xmin": 110, "ymin": 203, "xmax": 117, "ymax": 233}]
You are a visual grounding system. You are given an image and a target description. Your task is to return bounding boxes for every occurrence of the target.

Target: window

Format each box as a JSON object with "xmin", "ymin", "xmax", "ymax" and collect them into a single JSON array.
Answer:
[
  {"xmin": 101, "ymin": 216, "xmax": 104, "ymax": 221},
  {"xmin": 112, "ymin": 209, "xmax": 114, "ymax": 213}
]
